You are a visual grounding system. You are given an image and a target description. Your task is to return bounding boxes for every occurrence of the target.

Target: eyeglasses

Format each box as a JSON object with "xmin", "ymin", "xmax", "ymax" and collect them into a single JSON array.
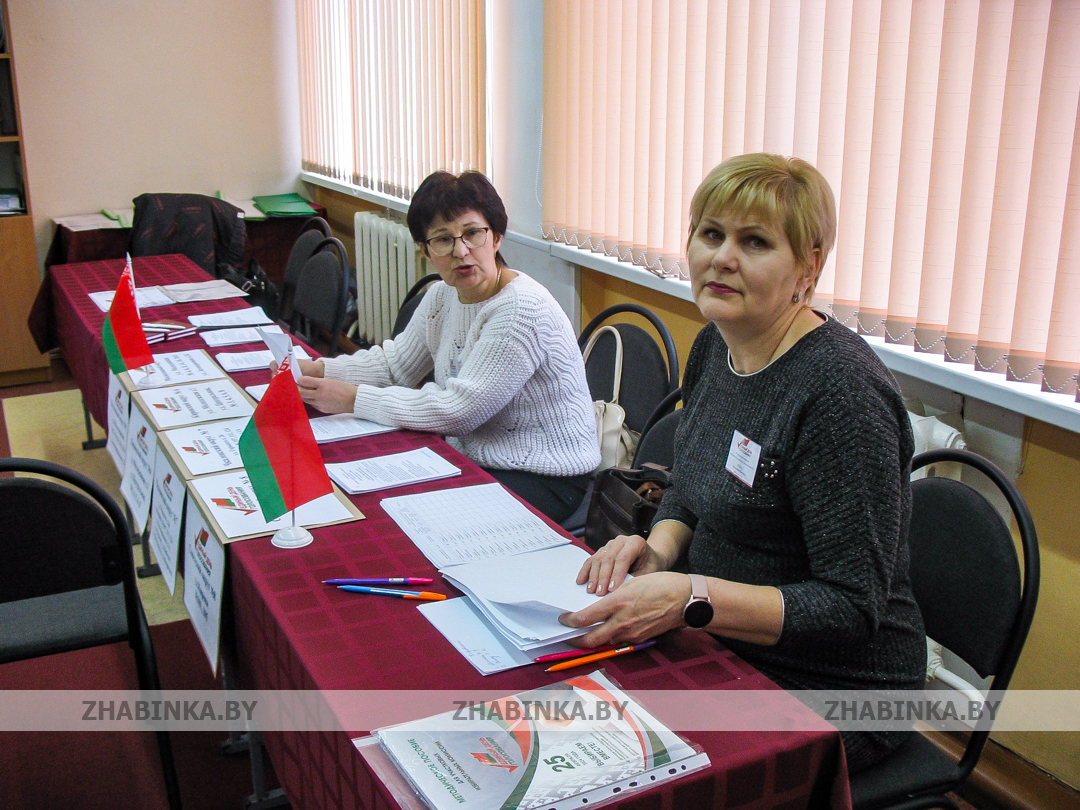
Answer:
[{"xmin": 422, "ymin": 227, "xmax": 489, "ymax": 257}]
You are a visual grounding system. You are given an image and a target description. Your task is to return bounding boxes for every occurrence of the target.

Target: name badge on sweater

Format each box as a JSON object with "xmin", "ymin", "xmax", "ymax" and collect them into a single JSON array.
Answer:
[{"xmin": 725, "ymin": 429, "xmax": 761, "ymax": 487}]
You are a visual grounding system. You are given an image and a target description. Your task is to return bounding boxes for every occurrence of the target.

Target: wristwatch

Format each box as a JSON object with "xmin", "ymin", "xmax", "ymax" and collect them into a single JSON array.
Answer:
[{"xmin": 683, "ymin": 574, "xmax": 714, "ymax": 629}]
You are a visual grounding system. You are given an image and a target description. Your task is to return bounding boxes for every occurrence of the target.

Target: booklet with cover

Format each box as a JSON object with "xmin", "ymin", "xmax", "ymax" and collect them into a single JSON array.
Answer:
[{"xmin": 368, "ymin": 670, "xmax": 709, "ymax": 810}]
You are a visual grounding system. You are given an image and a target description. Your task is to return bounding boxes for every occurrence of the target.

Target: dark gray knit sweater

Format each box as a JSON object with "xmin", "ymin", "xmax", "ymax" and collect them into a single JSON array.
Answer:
[{"xmin": 654, "ymin": 318, "xmax": 926, "ymax": 770}]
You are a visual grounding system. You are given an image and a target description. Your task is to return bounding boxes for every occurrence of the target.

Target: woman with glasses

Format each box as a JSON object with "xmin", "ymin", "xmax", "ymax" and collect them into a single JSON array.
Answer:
[
  {"xmin": 559, "ymin": 154, "xmax": 925, "ymax": 772},
  {"xmin": 294, "ymin": 170, "xmax": 600, "ymax": 522}
]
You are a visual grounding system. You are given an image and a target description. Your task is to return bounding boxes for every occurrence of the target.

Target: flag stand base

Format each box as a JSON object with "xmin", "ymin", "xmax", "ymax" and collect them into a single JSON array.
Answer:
[{"xmin": 271, "ymin": 525, "xmax": 313, "ymax": 549}]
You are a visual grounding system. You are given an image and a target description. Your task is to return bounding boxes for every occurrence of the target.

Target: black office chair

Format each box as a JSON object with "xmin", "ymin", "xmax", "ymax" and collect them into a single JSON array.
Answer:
[
  {"xmin": 561, "ymin": 305, "xmax": 680, "ymax": 536},
  {"xmin": 577, "ymin": 304, "xmax": 680, "ymax": 436},
  {"xmin": 391, "ymin": 272, "xmax": 441, "ymax": 339},
  {"xmin": 289, "ymin": 236, "xmax": 351, "ymax": 358},
  {"xmin": 0, "ymin": 457, "xmax": 182, "ymax": 810},
  {"xmin": 280, "ymin": 216, "xmax": 333, "ymax": 322},
  {"xmin": 850, "ymin": 448, "xmax": 1040, "ymax": 810},
  {"xmin": 630, "ymin": 386, "xmax": 682, "ymax": 470}
]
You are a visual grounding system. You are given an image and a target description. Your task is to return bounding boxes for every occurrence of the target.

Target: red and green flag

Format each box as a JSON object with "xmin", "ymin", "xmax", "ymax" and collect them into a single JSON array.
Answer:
[
  {"xmin": 238, "ymin": 354, "xmax": 333, "ymax": 523},
  {"xmin": 102, "ymin": 258, "xmax": 155, "ymax": 374}
]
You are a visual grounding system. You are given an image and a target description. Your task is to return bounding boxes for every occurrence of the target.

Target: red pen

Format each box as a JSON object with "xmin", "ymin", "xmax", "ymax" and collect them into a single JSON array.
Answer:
[{"xmin": 533, "ymin": 645, "xmax": 620, "ymax": 663}]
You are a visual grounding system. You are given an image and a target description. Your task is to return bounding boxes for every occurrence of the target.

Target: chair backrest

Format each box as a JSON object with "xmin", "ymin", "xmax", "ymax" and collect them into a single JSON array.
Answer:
[
  {"xmin": 290, "ymin": 236, "xmax": 350, "ymax": 357},
  {"xmin": 631, "ymin": 388, "xmax": 683, "ymax": 469},
  {"xmin": 283, "ymin": 218, "xmax": 333, "ymax": 289},
  {"xmin": 129, "ymin": 192, "xmax": 247, "ymax": 278},
  {"xmin": 577, "ymin": 304, "xmax": 680, "ymax": 434},
  {"xmin": 391, "ymin": 273, "xmax": 441, "ymax": 339},
  {"xmin": 908, "ymin": 448, "xmax": 1040, "ymax": 774},
  {"xmin": 0, "ymin": 457, "xmax": 139, "ymax": 632}
]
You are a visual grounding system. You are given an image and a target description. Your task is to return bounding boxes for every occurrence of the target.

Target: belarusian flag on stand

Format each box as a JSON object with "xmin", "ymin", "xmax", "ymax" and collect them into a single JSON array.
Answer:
[
  {"xmin": 102, "ymin": 256, "xmax": 155, "ymax": 375},
  {"xmin": 238, "ymin": 353, "xmax": 333, "ymax": 523}
]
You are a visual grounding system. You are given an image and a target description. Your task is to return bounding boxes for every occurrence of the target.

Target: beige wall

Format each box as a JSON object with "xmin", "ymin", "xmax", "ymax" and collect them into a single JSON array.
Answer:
[{"xmin": 7, "ymin": 0, "xmax": 302, "ymax": 269}]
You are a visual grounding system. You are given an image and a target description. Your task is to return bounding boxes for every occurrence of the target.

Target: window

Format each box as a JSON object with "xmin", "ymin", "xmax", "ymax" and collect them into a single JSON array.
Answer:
[
  {"xmin": 542, "ymin": 0, "xmax": 1080, "ymax": 398},
  {"xmin": 297, "ymin": 0, "xmax": 487, "ymax": 202}
]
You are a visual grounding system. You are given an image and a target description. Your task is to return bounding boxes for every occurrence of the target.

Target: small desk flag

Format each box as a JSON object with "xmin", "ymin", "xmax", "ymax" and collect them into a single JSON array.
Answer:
[
  {"xmin": 238, "ymin": 353, "xmax": 333, "ymax": 523},
  {"xmin": 102, "ymin": 256, "xmax": 155, "ymax": 374}
]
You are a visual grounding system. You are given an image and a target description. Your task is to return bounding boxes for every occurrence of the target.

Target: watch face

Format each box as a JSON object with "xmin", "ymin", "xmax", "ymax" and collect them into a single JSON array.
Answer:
[{"xmin": 684, "ymin": 598, "xmax": 713, "ymax": 629}]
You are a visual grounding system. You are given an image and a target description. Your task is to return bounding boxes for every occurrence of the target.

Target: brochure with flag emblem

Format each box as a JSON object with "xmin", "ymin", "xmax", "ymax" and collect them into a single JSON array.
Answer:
[{"xmin": 366, "ymin": 670, "xmax": 708, "ymax": 810}]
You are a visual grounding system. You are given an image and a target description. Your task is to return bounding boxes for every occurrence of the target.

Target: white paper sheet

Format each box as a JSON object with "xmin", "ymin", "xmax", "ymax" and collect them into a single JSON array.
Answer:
[
  {"xmin": 309, "ymin": 413, "xmax": 399, "ymax": 443},
  {"xmin": 380, "ymin": 483, "xmax": 569, "ymax": 568},
  {"xmin": 119, "ymin": 406, "xmax": 158, "ymax": 533},
  {"xmin": 105, "ymin": 372, "xmax": 130, "ymax": 475},
  {"xmin": 188, "ymin": 307, "xmax": 274, "ymax": 328},
  {"xmin": 159, "ymin": 279, "xmax": 249, "ymax": 303},
  {"xmin": 245, "ymin": 383, "xmax": 269, "ymax": 401},
  {"xmin": 133, "ymin": 381, "xmax": 255, "ymax": 429},
  {"xmin": 215, "ymin": 346, "xmax": 311, "ymax": 373},
  {"xmin": 88, "ymin": 286, "xmax": 175, "ymax": 312},
  {"xmin": 326, "ymin": 447, "xmax": 460, "ymax": 494},
  {"xmin": 158, "ymin": 417, "xmax": 250, "ymax": 477},
  {"xmin": 201, "ymin": 325, "xmax": 285, "ymax": 348},
  {"xmin": 127, "ymin": 349, "xmax": 227, "ymax": 388},
  {"xmin": 188, "ymin": 470, "xmax": 353, "ymax": 539},
  {"xmin": 417, "ymin": 598, "xmax": 575, "ymax": 676},
  {"xmin": 148, "ymin": 452, "xmax": 186, "ymax": 595},
  {"xmin": 182, "ymin": 501, "xmax": 226, "ymax": 675}
]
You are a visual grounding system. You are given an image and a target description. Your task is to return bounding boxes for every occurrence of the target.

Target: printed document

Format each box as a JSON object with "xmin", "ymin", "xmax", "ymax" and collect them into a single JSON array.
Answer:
[
  {"xmin": 89, "ymin": 286, "xmax": 174, "ymax": 312},
  {"xmin": 188, "ymin": 307, "xmax": 274, "ymax": 328},
  {"xmin": 126, "ymin": 349, "xmax": 226, "ymax": 388},
  {"xmin": 158, "ymin": 417, "xmax": 249, "ymax": 477},
  {"xmin": 326, "ymin": 447, "xmax": 460, "ymax": 494},
  {"xmin": 216, "ymin": 346, "xmax": 311, "ymax": 373},
  {"xmin": 159, "ymin": 279, "xmax": 249, "ymax": 303},
  {"xmin": 201, "ymin": 325, "xmax": 284, "ymax": 348},
  {"xmin": 309, "ymin": 413, "xmax": 398, "ymax": 443},
  {"xmin": 380, "ymin": 483, "xmax": 569, "ymax": 568},
  {"xmin": 132, "ymin": 380, "xmax": 255, "ymax": 430}
]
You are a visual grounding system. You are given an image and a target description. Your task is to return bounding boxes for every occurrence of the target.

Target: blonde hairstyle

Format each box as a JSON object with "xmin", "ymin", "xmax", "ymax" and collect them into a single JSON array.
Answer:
[{"xmin": 688, "ymin": 153, "xmax": 837, "ymax": 284}]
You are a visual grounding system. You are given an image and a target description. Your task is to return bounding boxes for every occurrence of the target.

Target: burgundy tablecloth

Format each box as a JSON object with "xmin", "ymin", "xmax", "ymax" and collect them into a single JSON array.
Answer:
[{"xmin": 43, "ymin": 255, "xmax": 851, "ymax": 810}]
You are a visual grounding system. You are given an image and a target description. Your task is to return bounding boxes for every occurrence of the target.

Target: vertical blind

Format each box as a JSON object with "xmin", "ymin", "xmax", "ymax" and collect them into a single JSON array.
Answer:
[
  {"xmin": 297, "ymin": 0, "xmax": 486, "ymax": 201},
  {"xmin": 542, "ymin": 0, "xmax": 1080, "ymax": 398}
]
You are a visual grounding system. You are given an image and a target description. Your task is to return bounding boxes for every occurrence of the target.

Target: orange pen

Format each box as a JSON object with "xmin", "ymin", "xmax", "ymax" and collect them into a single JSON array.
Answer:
[
  {"xmin": 544, "ymin": 640, "xmax": 656, "ymax": 672},
  {"xmin": 338, "ymin": 585, "xmax": 446, "ymax": 601}
]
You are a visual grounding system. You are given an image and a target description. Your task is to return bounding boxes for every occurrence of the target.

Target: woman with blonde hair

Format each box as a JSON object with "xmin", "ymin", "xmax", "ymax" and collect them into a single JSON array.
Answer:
[{"xmin": 561, "ymin": 153, "xmax": 925, "ymax": 772}]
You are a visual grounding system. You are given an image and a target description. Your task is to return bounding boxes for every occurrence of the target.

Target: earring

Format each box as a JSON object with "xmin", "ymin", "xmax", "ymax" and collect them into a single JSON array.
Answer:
[{"xmin": 792, "ymin": 289, "xmax": 804, "ymax": 304}]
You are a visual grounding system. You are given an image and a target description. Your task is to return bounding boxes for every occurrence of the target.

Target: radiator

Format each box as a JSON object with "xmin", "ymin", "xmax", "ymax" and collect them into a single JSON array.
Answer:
[{"xmin": 353, "ymin": 211, "xmax": 422, "ymax": 345}]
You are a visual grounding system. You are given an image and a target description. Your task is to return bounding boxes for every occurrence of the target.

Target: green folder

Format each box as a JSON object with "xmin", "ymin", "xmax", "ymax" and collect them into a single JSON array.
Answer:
[{"xmin": 252, "ymin": 193, "xmax": 317, "ymax": 217}]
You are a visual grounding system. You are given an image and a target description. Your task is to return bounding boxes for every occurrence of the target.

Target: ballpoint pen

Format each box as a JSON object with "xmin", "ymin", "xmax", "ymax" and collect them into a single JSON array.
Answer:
[
  {"xmin": 337, "ymin": 584, "xmax": 446, "ymax": 601},
  {"xmin": 324, "ymin": 578, "xmax": 435, "ymax": 586},
  {"xmin": 533, "ymin": 645, "xmax": 621, "ymax": 663},
  {"xmin": 544, "ymin": 640, "xmax": 656, "ymax": 672}
]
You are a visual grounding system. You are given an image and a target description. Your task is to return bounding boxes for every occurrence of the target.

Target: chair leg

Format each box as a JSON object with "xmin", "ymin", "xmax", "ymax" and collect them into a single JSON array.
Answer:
[
  {"xmin": 244, "ymin": 728, "xmax": 290, "ymax": 809},
  {"xmin": 156, "ymin": 727, "xmax": 184, "ymax": 810}
]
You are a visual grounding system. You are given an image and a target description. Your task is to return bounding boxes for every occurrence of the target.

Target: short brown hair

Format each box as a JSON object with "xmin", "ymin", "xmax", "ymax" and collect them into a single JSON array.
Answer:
[{"xmin": 688, "ymin": 153, "xmax": 836, "ymax": 279}]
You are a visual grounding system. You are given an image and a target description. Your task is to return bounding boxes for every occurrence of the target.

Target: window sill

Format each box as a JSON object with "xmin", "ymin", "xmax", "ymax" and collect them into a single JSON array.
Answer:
[
  {"xmin": 301, "ymin": 171, "xmax": 410, "ymax": 215},
  {"xmin": 551, "ymin": 241, "xmax": 1080, "ymax": 434}
]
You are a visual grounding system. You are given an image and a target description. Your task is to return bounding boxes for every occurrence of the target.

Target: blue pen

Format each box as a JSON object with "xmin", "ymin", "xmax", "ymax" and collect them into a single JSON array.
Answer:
[
  {"xmin": 337, "ymin": 584, "xmax": 446, "ymax": 601},
  {"xmin": 324, "ymin": 577, "xmax": 434, "ymax": 586}
]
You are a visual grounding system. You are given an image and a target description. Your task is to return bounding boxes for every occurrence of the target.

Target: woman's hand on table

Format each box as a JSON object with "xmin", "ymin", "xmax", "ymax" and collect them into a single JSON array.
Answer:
[
  {"xmin": 560, "ymin": 571, "xmax": 691, "ymax": 648},
  {"xmin": 575, "ymin": 534, "xmax": 666, "ymax": 596},
  {"xmin": 296, "ymin": 376, "xmax": 357, "ymax": 414}
]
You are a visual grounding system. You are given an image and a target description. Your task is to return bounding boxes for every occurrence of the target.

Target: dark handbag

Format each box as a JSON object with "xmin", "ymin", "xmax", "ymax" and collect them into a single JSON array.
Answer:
[
  {"xmin": 584, "ymin": 463, "xmax": 673, "ymax": 551},
  {"xmin": 223, "ymin": 258, "xmax": 280, "ymax": 321}
]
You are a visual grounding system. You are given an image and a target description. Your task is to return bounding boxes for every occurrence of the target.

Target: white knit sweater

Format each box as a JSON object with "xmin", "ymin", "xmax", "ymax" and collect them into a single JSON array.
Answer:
[{"xmin": 320, "ymin": 272, "xmax": 601, "ymax": 476}]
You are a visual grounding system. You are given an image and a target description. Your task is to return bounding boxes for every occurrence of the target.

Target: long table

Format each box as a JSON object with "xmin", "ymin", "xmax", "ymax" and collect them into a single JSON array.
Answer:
[{"xmin": 35, "ymin": 254, "xmax": 852, "ymax": 810}]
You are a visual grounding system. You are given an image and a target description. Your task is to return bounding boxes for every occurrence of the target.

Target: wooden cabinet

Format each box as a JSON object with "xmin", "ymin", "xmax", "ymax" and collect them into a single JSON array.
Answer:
[{"xmin": 0, "ymin": 0, "xmax": 50, "ymax": 385}]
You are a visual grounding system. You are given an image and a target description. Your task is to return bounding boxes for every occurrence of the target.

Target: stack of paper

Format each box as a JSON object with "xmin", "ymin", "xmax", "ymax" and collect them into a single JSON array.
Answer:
[
  {"xmin": 381, "ymin": 483, "xmax": 607, "ymax": 672},
  {"xmin": 252, "ymin": 193, "xmax": 317, "ymax": 217},
  {"xmin": 309, "ymin": 413, "xmax": 398, "ymax": 443},
  {"xmin": 144, "ymin": 320, "xmax": 196, "ymax": 344},
  {"xmin": 202, "ymin": 325, "xmax": 285, "ymax": 348},
  {"xmin": 326, "ymin": 447, "xmax": 459, "ymax": 494},
  {"xmin": 216, "ymin": 346, "xmax": 311, "ymax": 373},
  {"xmin": 188, "ymin": 307, "xmax": 274, "ymax": 328}
]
